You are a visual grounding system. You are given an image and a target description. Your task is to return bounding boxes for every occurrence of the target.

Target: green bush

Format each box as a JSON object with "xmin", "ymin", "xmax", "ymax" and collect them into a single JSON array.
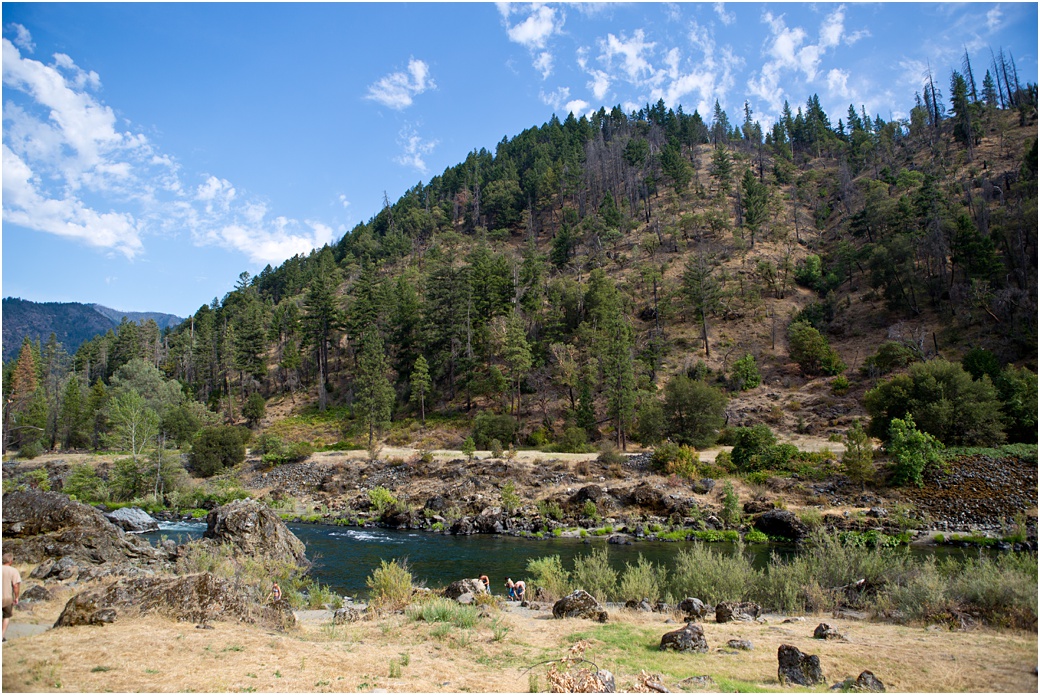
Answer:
[
  {"xmin": 864, "ymin": 359, "xmax": 1006, "ymax": 446},
  {"xmin": 861, "ymin": 341, "xmax": 918, "ymax": 377},
  {"xmin": 368, "ymin": 486, "xmax": 399, "ymax": 514},
  {"xmin": 258, "ymin": 433, "xmax": 314, "ymax": 466},
  {"xmin": 366, "ymin": 559, "xmax": 414, "ymax": 610},
  {"xmin": 18, "ymin": 440, "xmax": 43, "ymax": 460},
  {"xmin": 572, "ymin": 548, "xmax": 617, "ymax": 603},
  {"xmin": 190, "ymin": 426, "xmax": 249, "ymax": 477},
  {"xmin": 830, "ymin": 374, "xmax": 851, "ymax": 396},
  {"xmin": 555, "ymin": 426, "xmax": 592, "ymax": 453},
  {"xmin": 794, "ymin": 254, "xmax": 824, "ymax": 290},
  {"xmin": 730, "ymin": 354, "xmax": 761, "ymax": 391},
  {"xmin": 500, "ymin": 480, "xmax": 521, "ymax": 515},
  {"xmin": 887, "ymin": 415, "xmax": 945, "ymax": 487},
  {"xmin": 633, "ymin": 399, "xmax": 665, "ymax": 446},
  {"xmin": 842, "ymin": 422, "xmax": 875, "ymax": 486},
  {"xmin": 720, "ymin": 481, "xmax": 741, "ymax": 527},
  {"xmin": 961, "ymin": 348, "xmax": 1001, "ymax": 381},
  {"xmin": 994, "ymin": 365, "xmax": 1038, "ymax": 443},
  {"xmin": 471, "ymin": 413, "xmax": 517, "ymax": 449},
  {"xmin": 662, "ymin": 375, "xmax": 728, "ymax": 448},
  {"xmin": 787, "ymin": 320, "xmax": 845, "ymax": 376},
  {"xmin": 525, "ymin": 555, "xmax": 571, "ymax": 599},
  {"xmin": 618, "ymin": 554, "xmax": 666, "ymax": 603},
  {"xmin": 730, "ymin": 424, "xmax": 777, "ymax": 472},
  {"xmin": 23, "ymin": 467, "xmax": 50, "ymax": 491},
  {"xmin": 243, "ymin": 392, "xmax": 266, "ymax": 427},
  {"xmin": 537, "ymin": 499, "xmax": 563, "ymax": 521},
  {"xmin": 63, "ymin": 464, "xmax": 108, "ymax": 503},
  {"xmin": 650, "ymin": 441, "xmax": 698, "ymax": 478}
]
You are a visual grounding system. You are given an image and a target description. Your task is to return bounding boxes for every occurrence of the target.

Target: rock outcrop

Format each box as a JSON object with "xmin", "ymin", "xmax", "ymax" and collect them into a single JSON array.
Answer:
[
  {"xmin": 104, "ymin": 507, "xmax": 159, "ymax": 533},
  {"xmin": 54, "ymin": 572, "xmax": 295, "ymax": 630},
  {"xmin": 813, "ymin": 622, "xmax": 847, "ymax": 640},
  {"xmin": 752, "ymin": 509, "xmax": 808, "ymax": 540},
  {"xmin": 444, "ymin": 578, "xmax": 488, "ymax": 603},
  {"xmin": 659, "ymin": 622, "xmax": 709, "ymax": 653},
  {"xmin": 552, "ymin": 589, "xmax": 608, "ymax": 622},
  {"xmin": 678, "ymin": 597, "xmax": 710, "ymax": 620},
  {"xmin": 203, "ymin": 499, "xmax": 308, "ymax": 567},
  {"xmin": 1, "ymin": 490, "xmax": 163, "ymax": 567},
  {"xmin": 777, "ymin": 644, "xmax": 824, "ymax": 686}
]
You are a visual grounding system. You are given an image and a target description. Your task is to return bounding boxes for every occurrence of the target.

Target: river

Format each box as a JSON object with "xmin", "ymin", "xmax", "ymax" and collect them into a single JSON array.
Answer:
[{"xmin": 146, "ymin": 521, "xmax": 794, "ymax": 598}]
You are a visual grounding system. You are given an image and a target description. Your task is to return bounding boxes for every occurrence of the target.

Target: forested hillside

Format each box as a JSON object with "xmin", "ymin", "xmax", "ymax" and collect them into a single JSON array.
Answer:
[
  {"xmin": 1, "ymin": 298, "xmax": 184, "ymax": 363},
  {"xmin": 4, "ymin": 63, "xmax": 1037, "ymax": 469}
]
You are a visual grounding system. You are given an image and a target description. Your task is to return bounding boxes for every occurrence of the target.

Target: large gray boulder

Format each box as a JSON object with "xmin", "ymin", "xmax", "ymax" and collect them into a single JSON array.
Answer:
[
  {"xmin": 777, "ymin": 644, "xmax": 824, "ymax": 686},
  {"xmin": 752, "ymin": 509, "xmax": 808, "ymax": 541},
  {"xmin": 203, "ymin": 499, "xmax": 307, "ymax": 567},
  {"xmin": 678, "ymin": 597, "xmax": 710, "ymax": 620},
  {"xmin": 54, "ymin": 572, "xmax": 294, "ymax": 631},
  {"xmin": 444, "ymin": 578, "xmax": 488, "ymax": 602},
  {"xmin": 104, "ymin": 507, "xmax": 159, "ymax": 533},
  {"xmin": 660, "ymin": 622, "xmax": 709, "ymax": 653},
  {"xmin": 552, "ymin": 589, "xmax": 608, "ymax": 622},
  {"xmin": 1, "ymin": 490, "xmax": 162, "ymax": 567}
]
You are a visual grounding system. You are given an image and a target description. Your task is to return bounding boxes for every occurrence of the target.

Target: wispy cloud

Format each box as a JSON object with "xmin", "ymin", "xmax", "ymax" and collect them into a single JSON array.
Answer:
[
  {"xmin": 364, "ymin": 58, "xmax": 435, "ymax": 110},
  {"xmin": 498, "ymin": 2, "xmax": 565, "ymax": 78},
  {"xmin": 394, "ymin": 126, "xmax": 438, "ymax": 174},
  {"xmin": 713, "ymin": 2, "xmax": 735, "ymax": 26},
  {"xmin": 2, "ymin": 28, "xmax": 336, "ymax": 266}
]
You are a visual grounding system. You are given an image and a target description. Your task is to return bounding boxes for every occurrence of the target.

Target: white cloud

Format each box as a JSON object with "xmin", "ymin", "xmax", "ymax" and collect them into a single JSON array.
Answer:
[
  {"xmin": 2, "ymin": 28, "xmax": 344, "ymax": 268},
  {"xmin": 499, "ymin": 3, "xmax": 565, "ymax": 78},
  {"xmin": 338, "ymin": 194, "xmax": 351, "ymax": 209},
  {"xmin": 364, "ymin": 58, "xmax": 435, "ymax": 110},
  {"xmin": 819, "ymin": 5, "xmax": 845, "ymax": 49},
  {"xmin": 394, "ymin": 126, "xmax": 438, "ymax": 173},
  {"xmin": 564, "ymin": 99, "xmax": 589, "ymax": 116},
  {"xmin": 713, "ymin": 2, "xmax": 735, "ymax": 26},
  {"xmin": 9, "ymin": 23, "xmax": 35, "ymax": 52},
  {"xmin": 533, "ymin": 51, "xmax": 554, "ymax": 79},
  {"xmin": 540, "ymin": 87, "xmax": 570, "ymax": 110},
  {"xmin": 827, "ymin": 68, "xmax": 851, "ymax": 98},
  {"xmin": 600, "ymin": 29, "xmax": 655, "ymax": 83},
  {"xmin": 986, "ymin": 7, "xmax": 1003, "ymax": 31}
]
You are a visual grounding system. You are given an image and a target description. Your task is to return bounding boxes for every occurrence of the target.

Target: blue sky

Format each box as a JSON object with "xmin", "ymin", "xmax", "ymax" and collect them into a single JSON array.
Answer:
[{"xmin": 2, "ymin": 2, "xmax": 1036, "ymax": 318}]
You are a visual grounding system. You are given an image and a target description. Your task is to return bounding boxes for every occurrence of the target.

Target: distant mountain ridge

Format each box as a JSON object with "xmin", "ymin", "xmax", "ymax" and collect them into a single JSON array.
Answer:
[{"xmin": 2, "ymin": 297, "xmax": 185, "ymax": 362}]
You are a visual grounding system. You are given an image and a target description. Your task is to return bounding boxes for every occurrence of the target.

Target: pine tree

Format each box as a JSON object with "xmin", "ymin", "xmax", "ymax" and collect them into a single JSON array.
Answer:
[
  {"xmin": 409, "ymin": 354, "xmax": 431, "ymax": 427},
  {"xmin": 682, "ymin": 253, "xmax": 723, "ymax": 357},
  {"xmin": 354, "ymin": 330, "xmax": 395, "ymax": 448},
  {"xmin": 740, "ymin": 168, "xmax": 768, "ymax": 247},
  {"xmin": 303, "ymin": 261, "xmax": 343, "ymax": 411},
  {"xmin": 503, "ymin": 312, "xmax": 532, "ymax": 415},
  {"xmin": 601, "ymin": 312, "xmax": 636, "ymax": 450}
]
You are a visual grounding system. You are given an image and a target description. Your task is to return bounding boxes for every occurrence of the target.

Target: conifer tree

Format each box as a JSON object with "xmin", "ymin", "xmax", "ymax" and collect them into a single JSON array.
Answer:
[
  {"xmin": 355, "ymin": 330, "xmax": 395, "ymax": 448},
  {"xmin": 409, "ymin": 354, "xmax": 431, "ymax": 427},
  {"xmin": 504, "ymin": 313, "xmax": 532, "ymax": 415}
]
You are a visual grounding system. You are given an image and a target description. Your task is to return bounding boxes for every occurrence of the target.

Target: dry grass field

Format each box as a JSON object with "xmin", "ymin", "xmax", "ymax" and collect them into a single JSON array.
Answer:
[{"xmin": 2, "ymin": 593, "xmax": 1036, "ymax": 693}]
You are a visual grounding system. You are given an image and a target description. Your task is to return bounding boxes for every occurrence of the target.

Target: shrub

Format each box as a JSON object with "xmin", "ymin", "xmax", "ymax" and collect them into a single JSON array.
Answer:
[
  {"xmin": 730, "ymin": 424, "xmax": 777, "ymax": 472},
  {"xmin": 462, "ymin": 436, "xmax": 476, "ymax": 460},
  {"xmin": 572, "ymin": 548, "xmax": 617, "ymax": 602},
  {"xmin": 887, "ymin": 415, "xmax": 945, "ymax": 487},
  {"xmin": 258, "ymin": 434, "xmax": 314, "ymax": 466},
  {"xmin": 994, "ymin": 365, "xmax": 1038, "ymax": 443},
  {"xmin": 525, "ymin": 555, "xmax": 570, "ymax": 599},
  {"xmin": 23, "ymin": 467, "xmax": 50, "ymax": 491},
  {"xmin": 864, "ymin": 359, "xmax": 1006, "ymax": 446},
  {"xmin": 618, "ymin": 554, "xmax": 666, "ymax": 603},
  {"xmin": 670, "ymin": 543, "xmax": 757, "ymax": 604},
  {"xmin": 961, "ymin": 348, "xmax": 1001, "ymax": 381},
  {"xmin": 720, "ymin": 481, "xmax": 741, "ymax": 526},
  {"xmin": 830, "ymin": 374, "xmax": 851, "ymax": 395},
  {"xmin": 555, "ymin": 426, "xmax": 592, "ymax": 453},
  {"xmin": 650, "ymin": 441, "xmax": 698, "ymax": 478},
  {"xmin": 633, "ymin": 399, "xmax": 665, "ymax": 446},
  {"xmin": 581, "ymin": 499, "xmax": 600, "ymax": 522},
  {"xmin": 596, "ymin": 443, "xmax": 625, "ymax": 467},
  {"xmin": 842, "ymin": 422, "xmax": 875, "ymax": 486},
  {"xmin": 368, "ymin": 486, "xmax": 399, "ymax": 514},
  {"xmin": 243, "ymin": 392, "xmax": 266, "ymax": 427},
  {"xmin": 861, "ymin": 341, "xmax": 918, "ymax": 377},
  {"xmin": 472, "ymin": 413, "xmax": 517, "ymax": 449},
  {"xmin": 500, "ymin": 481, "xmax": 521, "ymax": 515},
  {"xmin": 63, "ymin": 464, "xmax": 107, "ymax": 503},
  {"xmin": 730, "ymin": 354, "xmax": 762, "ymax": 391},
  {"xmin": 190, "ymin": 426, "xmax": 249, "ymax": 477},
  {"xmin": 537, "ymin": 499, "xmax": 563, "ymax": 521},
  {"xmin": 366, "ymin": 559, "xmax": 414, "ymax": 610},
  {"xmin": 489, "ymin": 438, "xmax": 504, "ymax": 459},
  {"xmin": 662, "ymin": 375, "xmax": 728, "ymax": 447},
  {"xmin": 18, "ymin": 440, "xmax": 42, "ymax": 460},
  {"xmin": 794, "ymin": 254, "xmax": 823, "ymax": 290},
  {"xmin": 787, "ymin": 320, "xmax": 845, "ymax": 376}
]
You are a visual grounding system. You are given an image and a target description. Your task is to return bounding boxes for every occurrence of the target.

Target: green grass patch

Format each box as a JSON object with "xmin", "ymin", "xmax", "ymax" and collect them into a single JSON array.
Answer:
[
  {"xmin": 942, "ymin": 443, "xmax": 1037, "ymax": 463},
  {"xmin": 690, "ymin": 530, "xmax": 740, "ymax": 543}
]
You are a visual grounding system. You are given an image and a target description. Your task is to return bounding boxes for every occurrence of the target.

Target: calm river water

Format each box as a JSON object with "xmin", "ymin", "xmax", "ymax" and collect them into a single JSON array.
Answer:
[{"xmin": 146, "ymin": 521, "xmax": 792, "ymax": 598}]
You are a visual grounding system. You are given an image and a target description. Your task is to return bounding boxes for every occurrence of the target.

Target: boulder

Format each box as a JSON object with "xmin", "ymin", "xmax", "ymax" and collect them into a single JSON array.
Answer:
[
  {"xmin": 473, "ymin": 507, "xmax": 505, "ymax": 534},
  {"xmin": 552, "ymin": 590, "xmax": 608, "ymax": 622},
  {"xmin": 203, "ymin": 499, "xmax": 307, "ymax": 567},
  {"xmin": 814, "ymin": 622, "xmax": 847, "ymax": 640},
  {"xmin": 2, "ymin": 490, "xmax": 162, "ymax": 567},
  {"xmin": 104, "ymin": 507, "xmax": 159, "ymax": 533},
  {"xmin": 691, "ymin": 478, "xmax": 716, "ymax": 495},
  {"xmin": 607, "ymin": 534, "xmax": 634, "ymax": 545},
  {"xmin": 715, "ymin": 601, "xmax": 761, "ymax": 623},
  {"xmin": 853, "ymin": 670, "xmax": 886, "ymax": 692},
  {"xmin": 752, "ymin": 509, "xmax": 808, "ymax": 541},
  {"xmin": 20, "ymin": 584, "xmax": 52, "ymax": 602},
  {"xmin": 624, "ymin": 598, "xmax": 654, "ymax": 612},
  {"xmin": 727, "ymin": 639, "xmax": 753, "ymax": 650},
  {"xmin": 444, "ymin": 578, "xmax": 487, "ymax": 601},
  {"xmin": 678, "ymin": 597, "xmax": 709, "ymax": 620},
  {"xmin": 659, "ymin": 622, "xmax": 709, "ymax": 653},
  {"xmin": 777, "ymin": 644, "xmax": 824, "ymax": 686},
  {"xmin": 54, "ymin": 572, "xmax": 295, "ymax": 631},
  {"xmin": 450, "ymin": 518, "xmax": 475, "ymax": 535}
]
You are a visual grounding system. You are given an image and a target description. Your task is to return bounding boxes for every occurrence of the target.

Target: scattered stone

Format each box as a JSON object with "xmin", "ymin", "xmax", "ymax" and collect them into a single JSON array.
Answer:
[
  {"xmin": 865, "ymin": 507, "xmax": 888, "ymax": 519},
  {"xmin": 552, "ymin": 590, "xmax": 608, "ymax": 622},
  {"xmin": 659, "ymin": 622, "xmax": 709, "ymax": 653},
  {"xmin": 678, "ymin": 597, "xmax": 709, "ymax": 620},
  {"xmin": 814, "ymin": 622, "xmax": 847, "ymax": 640},
  {"xmin": 333, "ymin": 606, "xmax": 364, "ymax": 624},
  {"xmin": 727, "ymin": 639, "xmax": 753, "ymax": 650},
  {"xmin": 203, "ymin": 499, "xmax": 308, "ymax": 567},
  {"xmin": 691, "ymin": 478, "xmax": 716, "ymax": 495},
  {"xmin": 104, "ymin": 507, "xmax": 159, "ymax": 533},
  {"xmin": 777, "ymin": 644, "xmax": 825, "ymax": 686},
  {"xmin": 782, "ymin": 617, "xmax": 805, "ymax": 623},
  {"xmin": 855, "ymin": 670, "xmax": 886, "ymax": 692},
  {"xmin": 20, "ymin": 585, "xmax": 51, "ymax": 602},
  {"xmin": 677, "ymin": 675, "xmax": 714, "ymax": 688},
  {"xmin": 595, "ymin": 669, "xmax": 617, "ymax": 693},
  {"xmin": 715, "ymin": 601, "xmax": 761, "ymax": 623}
]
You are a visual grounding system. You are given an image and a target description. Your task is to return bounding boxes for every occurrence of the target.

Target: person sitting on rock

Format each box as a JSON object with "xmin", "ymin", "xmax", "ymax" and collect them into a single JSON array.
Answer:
[
  {"xmin": 479, "ymin": 575, "xmax": 489, "ymax": 592},
  {"xmin": 505, "ymin": 577, "xmax": 516, "ymax": 600},
  {"xmin": 514, "ymin": 579, "xmax": 526, "ymax": 602},
  {"xmin": 269, "ymin": 583, "xmax": 282, "ymax": 603},
  {"xmin": 2, "ymin": 553, "xmax": 21, "ymax": 642}
]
